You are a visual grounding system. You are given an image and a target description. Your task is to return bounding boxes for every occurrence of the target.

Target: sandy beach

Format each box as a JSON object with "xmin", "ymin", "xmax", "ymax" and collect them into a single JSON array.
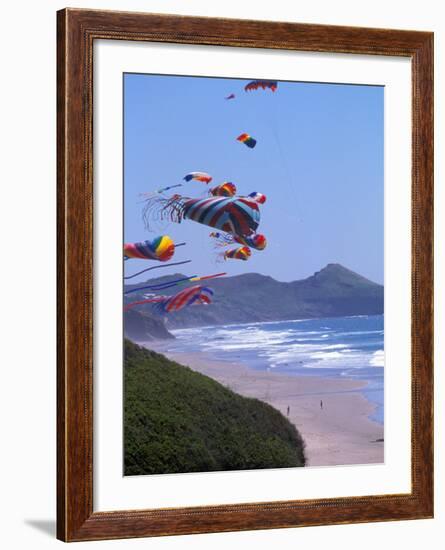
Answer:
[{"xmin": 147, "ymin": 344, "xmax": 384, "ymax": 467}]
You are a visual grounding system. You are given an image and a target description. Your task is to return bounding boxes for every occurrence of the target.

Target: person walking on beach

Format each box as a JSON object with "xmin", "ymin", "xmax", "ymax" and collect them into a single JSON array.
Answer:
[{"xmin": 320, "ymin": 400, "xmax": 323, "ymax": 410}]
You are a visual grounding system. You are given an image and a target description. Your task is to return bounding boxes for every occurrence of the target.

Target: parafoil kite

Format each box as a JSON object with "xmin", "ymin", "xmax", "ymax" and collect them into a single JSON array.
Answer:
[
  {"xmin": 183, "ymin": 172, "xmax": 213, "ymax": 184},
  {"xmin": 237, "ymin": 133, "xmax": 257, "ymax": 149},
  {"xmin": 143, "ymin": 195, "xmax": 261, "ymax": 238},
  {"xmin": 161, "ymin": 285, "xmax": 214, "ymax": 313},
  {"xmin": 225, "ymin": 93, "xmax": 235, "ymax": 100},
  {"xmin": 124, "ymin": 236, "xmax": 175, "ymax": 262},
  {"xmin": 244, "ymin": 80, "xmax": 278, "ymax": 92},
  {"xmin": 210, "ymin": 231, "xmax": 267, "ymax": 251},
  {"xmin": 124, "ymin": 285, "xmax": 214, "ymax": 313},
  {"xmin": 248, "ymin": 191, "xmax": 267, "ymax": 204},
  {"xmin": 223, "ymin": 246, "xmax": 251, "ymax": 261},
  {"xmin": 209, "ymin": 182, "xmax": 237, "ymax": 197}
]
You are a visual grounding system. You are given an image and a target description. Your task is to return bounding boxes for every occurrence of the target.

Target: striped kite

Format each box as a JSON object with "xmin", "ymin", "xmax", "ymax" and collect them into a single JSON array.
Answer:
[
  {"xmin": 161, "ymin": 285, "xmax": 214, "ymax": 313},
  {"xmin": 124, "ymin": 285, "xmax": 214, "ymax": 313},
  {"xmin": 142, "ymin": 195, "xmax": 261, "ymax": 238}
]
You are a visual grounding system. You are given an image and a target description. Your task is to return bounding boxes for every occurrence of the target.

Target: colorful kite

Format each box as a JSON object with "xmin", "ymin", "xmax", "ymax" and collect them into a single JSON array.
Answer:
[
  {"xmin": 244, "ymin": 80, "xmax": 278, "ymax": 92},
  {"xmin": 225, "ymin": 93, "xmax": 235, "ymax": 100},
  {"xmin": 161, "ymin": 285, "xmax": 214, "ymax": 313},
  {"xmin": 210, "ymin": 231, "xmax": 267, "ymax": 251},
  {"xmin": 124, "ymin": 285, "xmax": 214, "ymax": 313},
  {"xmin": 237, "ymin": 133, "xmax": 257, "ymax": 149},
  {"xmin": 183, "ymin": 172, "xmax": 213, "ymax": 184},
  {"xmin": 248, "ymin": 191, "xmax": 267, "ymax": 204},
  {"xmin": 142, "ymin": 195, "xmax": 261, "ymax": 237},
  {"xmin": 181, "ymin": 196, "xmax": 260, "ymax": 236},
  {"xmin": 222, "ymin": 246, "xmax": 252, "ymax": 261},
  {"xmin": 241, "ymin": 232, "xmax": 267, "ymax": 250},
  {"xmin": 209, "ymin": 182, "xmax": 237, "ymax": 197},
  {"xmin": 124, "ymin": 236, "xmax": 176, "ymax": 262}
]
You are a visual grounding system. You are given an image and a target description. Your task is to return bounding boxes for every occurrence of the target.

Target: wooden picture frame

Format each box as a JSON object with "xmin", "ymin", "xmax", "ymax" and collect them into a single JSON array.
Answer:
[{"xmin": 57, "ymin": 8, "xmax": 433, "ymax": 542}]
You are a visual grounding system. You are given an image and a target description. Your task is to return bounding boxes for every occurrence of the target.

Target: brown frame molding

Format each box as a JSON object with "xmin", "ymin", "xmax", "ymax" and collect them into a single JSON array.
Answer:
[{"xmin": 57, "ymin": 8, "xmax": 433, "ymax": 542}]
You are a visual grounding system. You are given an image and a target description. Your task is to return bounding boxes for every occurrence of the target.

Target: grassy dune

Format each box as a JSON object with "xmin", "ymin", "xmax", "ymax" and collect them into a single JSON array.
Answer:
[{"xmin": 124, "ymin": 340, "xmax": 306, "ymax": 475}]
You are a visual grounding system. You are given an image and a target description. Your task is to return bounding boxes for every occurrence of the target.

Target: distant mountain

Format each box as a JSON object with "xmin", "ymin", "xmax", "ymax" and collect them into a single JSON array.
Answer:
[{"xmin": 124, "ymin": 263, "xmax": 383, "ymax": 332}]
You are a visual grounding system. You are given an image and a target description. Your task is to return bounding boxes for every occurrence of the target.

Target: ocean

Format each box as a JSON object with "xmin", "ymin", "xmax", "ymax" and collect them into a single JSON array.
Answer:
[{"xmin": 166, "ymin": 314, "xmax": 384, "ymax": 425}]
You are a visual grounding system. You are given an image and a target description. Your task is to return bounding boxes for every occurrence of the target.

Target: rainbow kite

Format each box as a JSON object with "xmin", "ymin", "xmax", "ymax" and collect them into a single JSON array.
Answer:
[
  {"xmin": 223, "ymin": 246, "xmax": 252, "ymax": 261},
  {"xmin": 209, "ymin": 182, "xmax": 237, "ymax": 197},
  {"xmin": 124, "ymin": 236, "xmax": 175, "ymax": 262},
  {"xmin": 237, "ymin": 133, "xmax": 257, "ymax": 149}
]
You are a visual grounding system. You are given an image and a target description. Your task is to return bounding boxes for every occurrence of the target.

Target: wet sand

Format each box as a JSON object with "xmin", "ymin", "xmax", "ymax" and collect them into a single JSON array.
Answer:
[{"xmin": 146, "ymin": 344, "xmax": 384, "ymax": 467}]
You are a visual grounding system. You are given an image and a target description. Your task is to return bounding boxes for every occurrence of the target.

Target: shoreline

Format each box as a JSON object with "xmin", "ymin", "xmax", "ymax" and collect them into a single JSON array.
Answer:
[{"xmin": 145, "ymin": 342, "xmax": 384, "ymax": 467}]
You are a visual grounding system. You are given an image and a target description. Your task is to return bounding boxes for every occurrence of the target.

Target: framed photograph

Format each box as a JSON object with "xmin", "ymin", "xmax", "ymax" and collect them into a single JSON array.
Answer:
[{"xmin": 57, "ymin": 8, "xmax": 433, "ymax": 542}]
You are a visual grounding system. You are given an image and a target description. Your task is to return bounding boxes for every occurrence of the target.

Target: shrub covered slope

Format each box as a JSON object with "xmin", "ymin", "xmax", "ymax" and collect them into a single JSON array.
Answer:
[{"xmin": 124, "ymin": 340, "xmax": 306, "ymax": 475}]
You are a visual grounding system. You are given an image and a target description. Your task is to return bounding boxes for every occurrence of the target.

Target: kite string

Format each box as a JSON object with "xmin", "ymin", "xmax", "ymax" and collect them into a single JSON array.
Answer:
[
  {"xmin": 239, "ymin": 87, "xmax": 301, "ymax": 220},
  {"xmin": 266, "ymin": 99, "xmax": 301, "ymax": 220}
]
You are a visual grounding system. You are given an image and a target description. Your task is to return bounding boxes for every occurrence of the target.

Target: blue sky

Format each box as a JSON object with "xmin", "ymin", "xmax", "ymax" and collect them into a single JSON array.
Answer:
[{"xmin": 124, "ymin": 73, "xmax": 383, "ymax": 284}]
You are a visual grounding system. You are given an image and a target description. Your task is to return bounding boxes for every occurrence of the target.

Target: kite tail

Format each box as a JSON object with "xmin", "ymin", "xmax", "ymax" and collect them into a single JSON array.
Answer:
[
  {"xmin": 216, "ymin": 251, "xmax": 228, "ymax": 263},
  {"xmin": 153, "ymin": 301, "xmax": 168, "ymax": 316},
  {"xmin": 213, "ymin": 240, "xmax": 233, "ymax": 249},
  {"xmin": 209, "ymin": 231, "xmax": 235, "ymax": 248},
  {"xmin": 124, "ymin": 259, "xmax": 192, "ymax": 280},
  {"xmin": 142, "ymin": 195, "xmax": 187, "ymax": 231},
  {"xmin": 125, "ymin": 275, "xmax": 198, "ymax": 295},
  {"xmin": 124, "ymin": 296, "xmax": 166, "ymax": 312}
]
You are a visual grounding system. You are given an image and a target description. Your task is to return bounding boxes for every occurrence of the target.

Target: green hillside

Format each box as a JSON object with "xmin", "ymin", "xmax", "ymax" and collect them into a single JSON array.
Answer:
[{"xmin": 124, "ymin": 340, "xmax": 306, "ymax": 475}]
